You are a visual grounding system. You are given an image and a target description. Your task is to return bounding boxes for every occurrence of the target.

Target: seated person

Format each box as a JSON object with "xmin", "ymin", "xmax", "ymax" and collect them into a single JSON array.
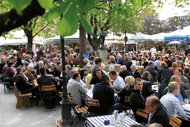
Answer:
[
  {"xmin": 34, "ymin": 61, "xmax": 49, "ymax": 75},
  {"xmin": 67, "ymin": 73, "xmax": 87, "ymax": 106},
  {"xmin": 129, "ymin": 78, "xmax": 146, "ymax": 123},
  {"xmin": 119, "ymin": 65, "xmax": 131, "ymax": 80},
  {"xmin": 54, "ymin": 64, "xmax": 63, "ymax": 91},
  {"xmin": 13, "ymin": 66, "xmax": 37, "ymax": 98},
  {"xmin": 24, "ymin": 64, "xmax": 37, "ymax": 82},
  {"xmin": 130, "ymin": 64, "xmax": 141, "ymax": 79},
  {"xmin": 47, "ymin": 63, "xmax": 60, "ymax": 77},
  {"xmin": 93, "ymin": 74, "xmax": 123, "ymax": 115},
  {"xmin": 164, "ymin": 75, "xmax": 188, "ymax": 105},
  {"xmin": 109, "ymin": 70, "xmax": 125, "ymax": 94},
  {"xmin": 90, "ymin": 68, "xmax": 102, "ymax": 85},
  {"xmin": 118, "ymin": 76, "xmax": 134, "ymax": 106},
  {"xmin": 160, "ymin": 81, "xmax": 187, "ymax": 119},
  {"xmin": 130, "ymin": 96, "xmax": 170, "ymax": 127},
  {"xmin": 37, "ymin": 67, "xmax": 58, "ymax": 109},
  {"xmin": 142, "ymin": 71, "xmax": 156, "ymax": 99},
  {"xmin": 3, "ymin": 62, "xmax": 15, "ymax": 87},
  {"xmin": 0, "ymin": 57, "xmax": 7, "ymax": 74}
]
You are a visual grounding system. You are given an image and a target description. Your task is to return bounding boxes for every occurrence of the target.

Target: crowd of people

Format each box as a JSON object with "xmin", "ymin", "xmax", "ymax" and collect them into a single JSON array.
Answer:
[{"xmin": 1, "ymin": 44, "xmax": 190, "ymax": 126}]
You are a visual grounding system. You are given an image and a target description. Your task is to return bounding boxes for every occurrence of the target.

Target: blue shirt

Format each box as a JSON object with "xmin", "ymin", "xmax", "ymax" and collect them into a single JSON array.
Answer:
[{"xmin": 154, "ymin": 60, "xmax": 160, "ymax": 68}]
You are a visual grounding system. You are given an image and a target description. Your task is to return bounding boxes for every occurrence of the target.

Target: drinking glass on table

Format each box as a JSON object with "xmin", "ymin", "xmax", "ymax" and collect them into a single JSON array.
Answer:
[{"xmin": 184, "ymin": 98, "xmax": 189, "ymax": 104}]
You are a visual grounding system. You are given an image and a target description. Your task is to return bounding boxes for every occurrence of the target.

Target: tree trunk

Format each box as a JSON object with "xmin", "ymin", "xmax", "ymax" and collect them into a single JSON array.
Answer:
[
  {"xmin": 79, "ymin": 23, "xmax": 86, "ymax": 68},
  {"xmin": 23, "ymin": 28, "xmax": 33, "ymax": 52}
]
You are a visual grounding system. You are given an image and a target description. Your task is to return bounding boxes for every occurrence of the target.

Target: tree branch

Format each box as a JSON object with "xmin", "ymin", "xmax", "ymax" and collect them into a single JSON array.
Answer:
[
  {"xmin": 0, "ymin": 0, "xmax": 45, "ymax": 36},
  {"xmin": 32, "ymin": 24, "xmax": 48, "ymax": 38}
]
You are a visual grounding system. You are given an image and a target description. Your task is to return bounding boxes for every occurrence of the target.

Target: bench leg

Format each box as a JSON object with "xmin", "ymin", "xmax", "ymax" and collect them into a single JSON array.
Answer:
[
  {"xmin": 38, "ymin": 99, "xmax": 45, "ymax": 106},
  {"xmin": 16, "ymin": 98, "xmax": 24, "ymax": 108},
  {"xmin": 23, "ymin": 97, "xmax": 31, "ymax": 107},
  {"xmin": 4, "ymin": 84, "xmax": 6, "ymax": 94}
]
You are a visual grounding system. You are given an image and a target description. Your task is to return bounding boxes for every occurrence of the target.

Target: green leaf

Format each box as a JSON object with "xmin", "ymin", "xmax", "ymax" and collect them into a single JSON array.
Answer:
[
  {"xmin": 7, "ymin": 0, "xmax": 32, "ymax": 15},
  {"xmin": 79, "ymin": 14, "xmax": 93, "ymax": 35},
  {"xmin": 44, "ymin": 1, "xmax": 72, "ymax": 20},
  {"xmin": 79, "ymin": 0, "xmax": 95, "ymax": 13},
  {"xmin": 57, "ymin": 4, "xmax": 78, "ymax": 37},
  {"xmin": 37, "ymin": 0, "xmax": 54, "ymax": 10}
]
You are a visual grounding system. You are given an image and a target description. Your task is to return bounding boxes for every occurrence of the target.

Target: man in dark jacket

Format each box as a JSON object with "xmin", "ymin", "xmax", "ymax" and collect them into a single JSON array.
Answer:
[
  {"xmin": 36, "ymin": 46, "xmax": 44, "ymax": 62},
  {"xmin": 131, "ymin": 64, "xmax": 141, "ymax": 79},
  {"xmin": 13, "ymin": 67, "xmax": 37, "ymax": 97},
  {"xmin": 144, "ymin": 61, "xmax": 157, "ymax": 83},
  {"xmin": 157, "ymin": 61, "xmax": 173, "ymax": 98},
  {"xmin": 130, "ymin": 96, "xmax": 170, "ymax": 127},
  {"xmin": 93, "ymin": 74, "xmax": 122, "ymax": 115},
  {"xmin": 129, "ymin": 78, "xmax": 146, "ymax": 123},
  {"xmin": 37, "ymin": 67, "xmax": 58, "ymax": 108},
  {"xmin": 125, "ymin": 57, "xmax": 132, "ymax": 72},
  {"xmin": 47, "ymin": 63, "xmax": 60, "ymax": 77},
  {"xmin": 119, "ymin": 65, "xmax": 131, "ymax": 80}
]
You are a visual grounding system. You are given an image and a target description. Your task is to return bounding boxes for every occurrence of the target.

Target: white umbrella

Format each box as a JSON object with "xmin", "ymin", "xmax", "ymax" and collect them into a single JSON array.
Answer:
[{"xmin": 168, "ymin": 41, "xmax": 181, "ymax": 45}]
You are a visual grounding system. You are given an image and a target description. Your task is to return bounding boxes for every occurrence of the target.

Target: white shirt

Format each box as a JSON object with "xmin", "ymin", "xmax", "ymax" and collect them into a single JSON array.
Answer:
[
  {"xmin": 113, "ymin": 76, "xmax": 125, "ymax": 94},
  {"xmin": 150, "ymin": 47, "xmax": 156, "ymax": 57},
  {"xmin": 184, "ymin": 57, "xmax": 190, "ymax": 66}
]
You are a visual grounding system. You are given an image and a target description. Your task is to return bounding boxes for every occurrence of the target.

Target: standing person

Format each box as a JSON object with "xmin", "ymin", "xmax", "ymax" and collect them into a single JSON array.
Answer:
[
  {"xmin": 130, "ymin": 96, "xmax": 170, "ymax": 127},
  {"xmin": 109, "ymin": 70, "xmax": 125, "ymax": 94},
  {"xmin": 157, "ymin": 61, "xmax": 173, "ymax": 98},
  {"xmin": 129, "ymin": 78, "xmax": 146, "ymax": 123},
  {"xmin": 36, "ymin": 46, "xmax": 44, "ymax": 62}
]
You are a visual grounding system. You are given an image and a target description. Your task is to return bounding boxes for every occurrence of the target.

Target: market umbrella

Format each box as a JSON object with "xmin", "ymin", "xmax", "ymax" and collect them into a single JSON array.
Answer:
[
  {"xmin": 168, "ymin": 41, "xmax": 181, "ymax": 45},
  {"xmin": 129, "ymin": 35, "xmax": 152, "ymax": 40}
]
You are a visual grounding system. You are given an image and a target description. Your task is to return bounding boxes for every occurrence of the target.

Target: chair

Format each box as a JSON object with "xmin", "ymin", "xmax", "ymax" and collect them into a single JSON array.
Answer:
[
  {"xmin": 85, "ymin": 98, "xmax": 100, "ymax": 116},
  {"xmin": 14, "ymin": 83, "xmax": 31, "ymax": 108},
  {"xmin": 56, "ymin": 119, "xmax": 61, "ymax": 127},
  {"xmin": 39, "ymin": 85, "xmax": 56, "ymax": 106},
  {"xmin": 123, "ymin": 96, "xmax": 132, "ymax": 115},
  {"xmin": 67, "ymin": 93, "xmax": 88, "ymax": 127},
  {"xmin": 136, "ymin": 108, "xmax": 149, "ymax": 119},
  {"xmin": 169, "ymin": 115, "xmax": 182, "ymax": 127},
  {"xmin": 136, "ymin": 108, "xmax": 149, "ymax": 124}
]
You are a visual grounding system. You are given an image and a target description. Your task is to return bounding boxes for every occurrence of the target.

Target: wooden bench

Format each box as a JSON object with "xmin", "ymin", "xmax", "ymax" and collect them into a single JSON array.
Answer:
[
  {"xmin": 14, "ymin": 84, "xmax": 31, "ymax": 108},
  {"xmin": 3, "ymin": 82, "xmax": 10, "ymax": 93}
]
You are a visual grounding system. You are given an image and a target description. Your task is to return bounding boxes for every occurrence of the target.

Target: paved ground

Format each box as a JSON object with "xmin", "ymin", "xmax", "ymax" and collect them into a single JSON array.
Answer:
[{"xmin": 0, "ymin": 83, "xmax": 85, "ymax": 127}]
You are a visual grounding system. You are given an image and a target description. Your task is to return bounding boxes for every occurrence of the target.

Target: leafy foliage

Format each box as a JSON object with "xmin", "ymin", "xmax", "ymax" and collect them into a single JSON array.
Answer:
[{"xmin": 7, "ymin": 0, "xmax": 32, "ymax": 15}]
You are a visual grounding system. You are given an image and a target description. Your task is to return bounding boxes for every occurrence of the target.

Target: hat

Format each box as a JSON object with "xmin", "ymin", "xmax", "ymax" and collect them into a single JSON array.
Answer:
[{"xmin": 130, "ymin": 64, "xmax": 136, "ymax": 69}]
